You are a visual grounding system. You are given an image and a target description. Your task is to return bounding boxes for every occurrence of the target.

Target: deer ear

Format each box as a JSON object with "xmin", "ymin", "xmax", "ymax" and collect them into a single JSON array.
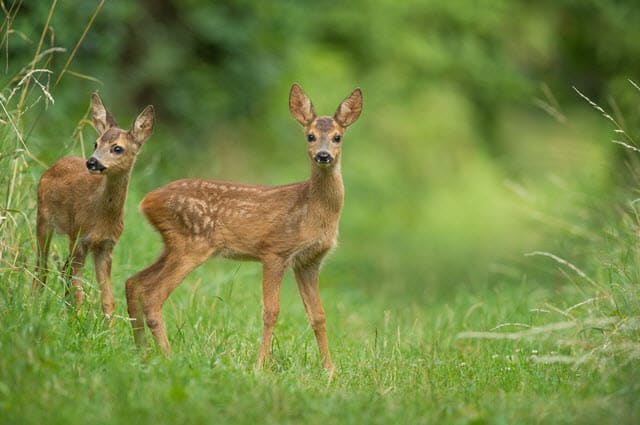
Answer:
[
  {"xmin": 334, "ymin": 88, "xmax": 362, "ymax": 128},
  {"xmin": 90, "ymin": 93, "xmax": 118, "ymax": 134},
  {"xmin": 289, "ymin": 83, "xmax": 316, "ymax": 126},
  {"xmin": 131, "ymin": 105, "xmax": 155, "ymax": 145}
]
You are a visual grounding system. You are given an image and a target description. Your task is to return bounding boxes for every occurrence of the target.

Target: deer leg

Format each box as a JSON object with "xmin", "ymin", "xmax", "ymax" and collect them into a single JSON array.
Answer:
[
  {"xmin": 256, "ymin": 257, "xmax": 287, "ymax": 368},
  {"xmin": 294, "ymin": 263, "xmax": 334, "ymax": 371},
  {"xmin": 65, "ymin": 240, "xmax": 88, "ymax": 306},
  {"xmin": 93, "ymin": 243, "xmax": 115, "ymax": 318},
  {"xmin": 126, "ymin": 250, "xmax": 170, "ymax": 349},
  {"xmin": 130, "ymin": 247, "xmax": 210, "ymax": 354},
  {"xmin": 33, "ymin": 219, "xmax": 53, "ymax": 290}
]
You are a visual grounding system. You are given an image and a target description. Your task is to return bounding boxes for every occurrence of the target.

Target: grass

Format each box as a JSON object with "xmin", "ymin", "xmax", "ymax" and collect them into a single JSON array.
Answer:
[
  {"xmin": 1, "ymin": 173, "xmax": 639, "ymax": 424},
  {"xmin": 0, "ymin": 248, "xmax": 638, "ymax": 425},
  {"xmin": 1, "ymin": 3, "xmax": 639, "ymax": 424}
]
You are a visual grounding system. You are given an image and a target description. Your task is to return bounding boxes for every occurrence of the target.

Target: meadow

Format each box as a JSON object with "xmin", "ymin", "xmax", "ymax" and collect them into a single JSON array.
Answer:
[
  {"xmin": 1, "ymin": 188, "xmax": 638, "ymax": 424},
  {"xmin": 1, "ymin": 2, "xmax": 640, "ymax": 424}
]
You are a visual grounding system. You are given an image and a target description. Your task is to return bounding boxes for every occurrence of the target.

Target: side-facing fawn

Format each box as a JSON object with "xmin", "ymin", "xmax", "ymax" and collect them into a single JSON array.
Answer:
[
  {"xmin": 126, "ymin": 83, "xmax": 362, "ymax": 371},
  {"xmin": 34, "ymin": 94, "xmax": 154, "ymax": 317}
]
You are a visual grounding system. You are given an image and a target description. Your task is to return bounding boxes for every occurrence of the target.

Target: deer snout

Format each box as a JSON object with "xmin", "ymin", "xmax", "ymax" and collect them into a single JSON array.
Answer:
[
  {"xmin": 86, "ymin": 157, "xmax": 106, "ymax": 173},
  {"xmin": 314, "ymin": 151, "xmax": 333, "ymax": 165}
]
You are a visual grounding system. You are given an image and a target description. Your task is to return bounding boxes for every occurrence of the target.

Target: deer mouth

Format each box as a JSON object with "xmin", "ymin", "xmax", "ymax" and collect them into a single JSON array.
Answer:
[
  {"xmin": 314, "ymin": 152, "xmax": 333, "ymax": 165},
  {"xmin": 86, "ymin": 157, "xmax": 107, "ymax": 173}
]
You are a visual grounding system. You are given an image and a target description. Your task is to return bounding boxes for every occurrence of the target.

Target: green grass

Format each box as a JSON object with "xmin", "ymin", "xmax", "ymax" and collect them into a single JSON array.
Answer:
[
  {"xmin": 1, "ymin": 4, "xmax": 639, "ymax": 424},
  {"xmin": 1, "ymin": 246, "xmax": 638, "ymax": 425},
  {"xmin": 1, "ymin": 167, "xmax": 639, "ymax": 424}
]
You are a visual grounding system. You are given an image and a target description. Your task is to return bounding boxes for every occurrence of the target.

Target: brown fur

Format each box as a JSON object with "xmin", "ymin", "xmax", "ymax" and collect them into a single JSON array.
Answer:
[
  {"xmin": 125, "ymin": 83, "xmax": 363, "ymax": 371},
  {"xmin": 33, "ymin": 94, "xmax": 154, "ymax": 316}
]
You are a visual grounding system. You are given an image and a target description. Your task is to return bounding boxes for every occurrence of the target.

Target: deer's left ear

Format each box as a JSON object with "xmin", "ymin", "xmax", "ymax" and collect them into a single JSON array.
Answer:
[
  {"xmin": 90, "ymin": 93, "xmax": 118, "ymax": 134},
  {"xmin": 289, "ymin": 83, "xmax": 317, "ymax": 126},
  {"xmin": 334, "ymin": 88, "xmax": 362, "ymax": 128},
  {"xmin": 131, "ymin": 105, "xmax": 155, "ymax": 145}
]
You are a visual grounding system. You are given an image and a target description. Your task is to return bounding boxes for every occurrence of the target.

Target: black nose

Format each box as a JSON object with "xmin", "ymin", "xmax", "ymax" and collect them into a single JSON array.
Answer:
[
  {"xmin": 314, "ymin": 151, "xmax": 333, "ymax": 164},
  {"xmin": 86, "ymin": 157, "xmax": 106, "ymax": 172}
]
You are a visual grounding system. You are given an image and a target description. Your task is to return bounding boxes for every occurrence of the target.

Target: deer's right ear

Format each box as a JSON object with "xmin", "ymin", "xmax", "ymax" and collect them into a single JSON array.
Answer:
[
  {"xmin": 289, "ymin": 83, "xmax": 316, "ymax": 126},
  {"xmin": 334, "ymin": 88, "xmax": 362, "ymax": 128},
  {"xmin": 90, "ymin": 93, "xmax": 118, "ymax": 134},
  {"xmin": 131, "ymin": 105, "xmax": 155, "ymax": 145}
]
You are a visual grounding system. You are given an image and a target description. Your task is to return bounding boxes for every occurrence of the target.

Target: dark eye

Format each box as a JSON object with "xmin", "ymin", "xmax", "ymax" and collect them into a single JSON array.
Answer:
[
  {"xmin": 333, "ymin": 134, "xmax": 342, "ymax": 144},
  {"xmin": 112, "ymin": 145, "xmax": 124, "ymax": 154},
  {"xmin": 93, "ymin": 142, "xmax": 97, "ymax": 150},
  {"xmin": 307, "ymin": 133, "xmax": 316, "ymax": 142}
]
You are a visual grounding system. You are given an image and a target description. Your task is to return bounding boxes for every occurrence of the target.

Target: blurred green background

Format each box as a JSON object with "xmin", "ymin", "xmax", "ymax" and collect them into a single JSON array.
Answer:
[{"xmin": 6, "ymin": 0, "xmax": 640, "ymax": 302}]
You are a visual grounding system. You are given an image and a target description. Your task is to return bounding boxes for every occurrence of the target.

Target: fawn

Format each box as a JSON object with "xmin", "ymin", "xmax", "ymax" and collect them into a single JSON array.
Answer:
[
  {"xmin": 34, "ymin": 93, "xmax": 154, "ymax": 317},
  {"xmin": 125, "ymin": 83, "xmax": 362, "ymax": 370}
]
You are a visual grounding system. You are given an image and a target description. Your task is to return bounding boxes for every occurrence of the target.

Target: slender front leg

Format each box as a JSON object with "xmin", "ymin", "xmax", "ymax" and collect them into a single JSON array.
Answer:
[
  {"xmin": 294, "ymin": 262, "xmax": 334, "ymax": 372},
  {"xmin": 256, "ymin": 257, "xmax": 287, "ymax": 368},
  {"xmin": 93, "ymin": 243, "xmax": 115, "ymax": 318}
]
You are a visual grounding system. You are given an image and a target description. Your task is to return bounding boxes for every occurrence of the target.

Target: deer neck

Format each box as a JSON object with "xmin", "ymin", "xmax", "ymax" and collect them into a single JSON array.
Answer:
[
  {"xmin": 308, "ymin": 161, "xmax": 344, "ymax": 216},
  {"xmin": 98, "ymin": 170, "xmax": 131, "ymax": 218}
]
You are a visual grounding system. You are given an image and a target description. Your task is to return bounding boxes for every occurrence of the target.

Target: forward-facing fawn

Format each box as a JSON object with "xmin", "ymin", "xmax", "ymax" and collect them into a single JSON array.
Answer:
[
  {"xmin": 126, "ymin": 83, "xmax": 362, "ymax": 370},
  {"xmin": 34, "ymin": 94, "xmax": 154, "ymax": 317}
]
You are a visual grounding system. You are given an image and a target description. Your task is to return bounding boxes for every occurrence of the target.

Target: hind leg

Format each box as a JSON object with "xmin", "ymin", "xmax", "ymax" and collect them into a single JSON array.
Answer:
[
  {"xmin": 126, "ymin": 250, "xmax": 169, "ymax": 349},
  {"xmin": 127, "ymin": 244, "xmax": 211, "ymax": 354},
  {"xmin": 64, "ymin": 239, "xmax": 89, "ymax": 306},
  {"xmin": 33, "ymin": 218, "xmax": 53, "ymax": 291}
]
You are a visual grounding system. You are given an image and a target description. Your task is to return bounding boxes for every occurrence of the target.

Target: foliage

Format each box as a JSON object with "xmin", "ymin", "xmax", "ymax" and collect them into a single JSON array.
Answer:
[
  {"xmin": 9, "ymin": 0, "xmax": 640, "ymax": 142},
  {"xmin": 1, "ymin": 1, "xmax": 640, "ymax": 424}
]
